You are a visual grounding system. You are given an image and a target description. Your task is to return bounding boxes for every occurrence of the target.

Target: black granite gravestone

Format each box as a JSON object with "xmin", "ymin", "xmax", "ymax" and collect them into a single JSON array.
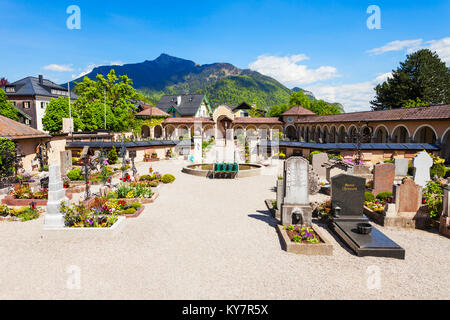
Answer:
[
  {"xmin": 331, "ymin": 174, "xmax": 366, "ymax": 219},
  {"xmin": 329, "ymin": 173, "xmax": 405, "ymax": 259}
]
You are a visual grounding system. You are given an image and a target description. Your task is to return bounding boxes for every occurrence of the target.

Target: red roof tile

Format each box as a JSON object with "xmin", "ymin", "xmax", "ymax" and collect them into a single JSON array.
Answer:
[
  {"xmin": 232, "ymin": 117, "xmax": 283, "ymax": 124},
  {"xmin": 163, "ymin": 117, "xmax": 215, "ymax": 124},
  {"xmin": 135, "ymin": 106, "xmax": 169, "ymax": 117},
  {"xmin": 0, "ymin": 115, "xmax": 51, "ymax": 140},
  {"xmin": 295, "ymin": 104, "xmax": 450, "ymax": 124},
  {"xmin": 282, "ymin": 106, "xmax": 316, "ymax": 116}
]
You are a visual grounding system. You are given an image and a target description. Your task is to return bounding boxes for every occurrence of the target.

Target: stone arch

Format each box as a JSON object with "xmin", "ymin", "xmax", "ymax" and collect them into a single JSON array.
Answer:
[
  {"xmin": 141, "ymin": 125, "xmax": 151, "ymax": 138},
  {"xmin": 165, "ymin": 125, "xmax": 175, "ymax": 140},
  {"xmin": 285, "ymin": 125, "xmax": 297, "ymax": 141},
  {"xmin": 314, "ymin": 126, "xmax": 322, "ymax": 142},
  {"xmin": 246, "ymin": 125, "xmax": 258, "ymax": 139},
  {"xmin": 329, "ymin": 126, "xmax": 337, "ymax": 143},
  {"xmin": 361, "ymin": 125, "xmax": 372, "ymax": 143},
  {"xmin": 373, "ymin": 125, "xmax": 389, "ymax": 143},
  {"xmin": 271, "ymin": 125, "xmax": 283, "ymax": 140},
  {"xmin": 258, "ymin": 125, "xmax": 270, "ymax": 139},
  {"xmin": 322, "ymin": 126, "xmax": 330, "ymax": 143},
  {"xmin": 440, "ymin": 127, "xmax": 450, "ymax": 162},
  {"xmin": 153, "ymin": 125, "xmax": 163, "ymax": 139},
  {"xmin": 177, "ymin": 125, "xmax": 190, "ymax": 140},
  {"xmin": 391, "ymin": 125, "xmax": 410, "ymax": 143},
  {"xmin": 337, "ymin": 125, "xmax": 346, "ymax": 143},
  {"xmin": 413, "ymin": 125, "xmax": 437, "ymax": 144},
  {"xmin": 347, "ymin": 125, "xmax": 358, "ymax": 143}
]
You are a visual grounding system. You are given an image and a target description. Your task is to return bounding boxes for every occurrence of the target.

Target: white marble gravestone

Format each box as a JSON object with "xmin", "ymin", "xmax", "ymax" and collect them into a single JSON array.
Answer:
[
  {"xmin": 193, "ymin": 134, "xmax": 202, "ymax": 163},
  {"xmin": 281, "ymin": 157, "xmax": 312, "ymax": 225},
  {"xmin": 44, "ymin": 163, "xmax": 67, "ymax": 229},
  {"xmin": 413, "ymin": 151, "xmax": 433, "ymax": 187},
  {"xmin": 249, "ymin": 138, "xmax": 257, "ymax": 163}
]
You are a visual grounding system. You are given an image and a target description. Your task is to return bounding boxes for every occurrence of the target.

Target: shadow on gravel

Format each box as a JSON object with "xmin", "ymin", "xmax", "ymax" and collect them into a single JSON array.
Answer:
[{"xmin": 248, "ymin": 210, "xmax": 279, "ymax": 228}]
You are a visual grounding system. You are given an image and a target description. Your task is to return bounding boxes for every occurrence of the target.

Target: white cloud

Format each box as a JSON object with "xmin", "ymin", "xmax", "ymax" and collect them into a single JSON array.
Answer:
[
  {"xmin": 306, "ymin": 73, "xmax": 391, "ymax": 113},
  {"xmin": 110, "ymin": 61, "xmax": 124, "ymax": 66},
  {"xmin": 249, "ymin": 54, "xmax": 340, "ymax": 86},
  {"xmin": 367, "ymin": 37, "xmax": 450, "ymax": 64},
  {"xmin": 72, "ymin": 63, "xmax": 97, "ymax": 79},
  {"xmin": 367, "ymin": 39, "xmax": 423, "ymax": 55},
  {"xmin": 43, "ymin": 64, "xmax": 74, "ymax": 72}
]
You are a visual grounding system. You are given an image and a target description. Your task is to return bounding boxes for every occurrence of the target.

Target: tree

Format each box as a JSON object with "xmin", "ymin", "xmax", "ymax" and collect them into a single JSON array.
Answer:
[
  {"xmin": 287, "ymin": 91, "xmax": 342, "ymax": 115},
  {"xmin": 371, "ymin": 49, "xmax": 450, "ymax": 110},
  {"xmin": 42, "ymin": 97, "xmax": 80, "ymax": 133},
  {"xmin": 289, "ymin": 91, "xmax": 312, "ymax": 109},
  {"xmin": 73, "ymin": 69, "xmax": 140, "ymax": 132},
  {"xmin": 0, "ymin": 78, "xmax": 8, "ymax": 87},
  {"xmin": 0, "ymin": 89, "xmax": 18, "ymax": 121},
  {"xmin": 402, "ymin": 97, "xmax": 429, "ymax": 109}
]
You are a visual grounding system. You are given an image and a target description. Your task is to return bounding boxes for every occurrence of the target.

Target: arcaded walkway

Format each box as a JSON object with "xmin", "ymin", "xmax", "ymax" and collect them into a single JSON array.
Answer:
[{"xmin": 0, "ymin": 160, "xmax": 449, "ymax": 299}]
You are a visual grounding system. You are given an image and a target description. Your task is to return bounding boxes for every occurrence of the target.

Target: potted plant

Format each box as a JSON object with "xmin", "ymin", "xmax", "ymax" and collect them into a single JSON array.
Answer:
[{"xmin": 151, "ymin": 152, "xmax": 158, "ymax": 159}]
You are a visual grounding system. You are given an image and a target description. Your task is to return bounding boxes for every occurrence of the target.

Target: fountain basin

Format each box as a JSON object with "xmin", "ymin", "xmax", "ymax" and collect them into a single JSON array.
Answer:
[{"xmin": 182, "ymin": 163, "xmax": 262, "ymax": 178}]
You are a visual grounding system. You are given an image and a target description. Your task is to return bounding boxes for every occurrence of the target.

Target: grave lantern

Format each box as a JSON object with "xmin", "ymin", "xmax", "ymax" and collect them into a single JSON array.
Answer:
[
  {"xmin": 30, "ymin": 202, "xmax": 36, "ymax": 210},
  {"xmin": 334, "ymin": 206, "xmax": 341, "ymax": 218}
]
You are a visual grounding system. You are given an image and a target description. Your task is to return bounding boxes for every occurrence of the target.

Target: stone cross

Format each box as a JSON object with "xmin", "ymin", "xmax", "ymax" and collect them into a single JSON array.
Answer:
[
  {"xmin": 44, "ymin": 163, "xmax": 66, "ymax": 229},
  {"xmin": 413, "ymin": 151, "xmax": 433, "ymax": 187}
]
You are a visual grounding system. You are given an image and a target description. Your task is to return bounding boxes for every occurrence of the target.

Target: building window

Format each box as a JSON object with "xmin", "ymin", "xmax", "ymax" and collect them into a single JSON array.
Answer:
[
  {"xmin": 25, "ymin": 119, "xmax": 30, "ymax": 125},
  {"xmin": 172, "ymin": 111, "xmax": 177, "ymax": 118},
  {"xmin": 41, "ymin": 102, "xmax": 46, "ymax": 109},
  {"xmin": 5, "ymin": 87, "xmax": 15, "ymax": 93},
  {"xmin": 23, "ymin": 101, "xmax": 31, "ymax": 109},
  {"xmin": 288, "ymin": 117, "xmax": 294, "ymax": 122}
]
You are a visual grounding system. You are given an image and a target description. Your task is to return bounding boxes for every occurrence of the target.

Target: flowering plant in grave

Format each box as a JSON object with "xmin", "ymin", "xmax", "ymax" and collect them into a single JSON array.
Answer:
[{"xmin": 285, "ymin": 225, "xmax": 320, "ymax": 243}]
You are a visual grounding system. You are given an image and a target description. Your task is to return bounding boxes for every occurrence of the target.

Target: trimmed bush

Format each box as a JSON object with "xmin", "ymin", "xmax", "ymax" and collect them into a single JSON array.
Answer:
[
  {"xmin": 308, "ymin": 151, "xmax": 322, "ymax": 163},
  {"xmin": 107, "ymin": 191, "xmax": 118, "ymax": 199},
  {"xmin": 149, "ymin": 180, "xmax": 159, "ymax": 187},
  {"xmin": 131, "ymin": 203, "xmax": 142, "ymax": 209},
  {"xmin": 376, "ymin": 192, "xmax": 392, "ymax": 201},
  {"xmin": 365, "ymin": 192, "xmax": 375, "ymax": 202},
  {"xmin": 67, "ymin": 168, "xmax": 83, "ymax": 181},
  {"xmin": 430, "ymin": 163, "xmax": 446, "ymax": 178},
  {"xmin": 123, "ymin": 208, "xmax": 136, "ymax": 215},
  {"xmin": 139, "ymin": 175, "xmax": 151, "ymax": 181},
  {"xmin": 108, "ymin": 147, "xmax": 118, "ymax": 164},
  {"xmin": 161, "ymin": 174, "xmax": 176, "ymax": 184}
]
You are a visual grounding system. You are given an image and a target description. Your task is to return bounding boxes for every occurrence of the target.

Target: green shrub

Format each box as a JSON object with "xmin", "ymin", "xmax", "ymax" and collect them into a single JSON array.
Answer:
[
  {"xmin": 107, "ymin": 191, "xmax": 118, "ymax": 199},
  {"xmin": 131, "ymin": 202, "xmax": 142, "ymax": 209},
  {"xmin": 149, "ymin": 180, "xmax": 159, "ymax": 187},
  {"xmin": 122, "ymin": 208, "xmax": 136, "ymax": 215},
  {"xmin": 407, "ymin": 163, "xmax": 414, "ymax": 176},
  {"xmin": 108, "ymin": 147, "xmax": 118, "ymax": 164},
  {"xmin": 384, "ymin": 159, "xmax": 394, "ymax": 163},
  {"xmin": 139, "ymin": 175, "xmax": 151, "ymax": 181},
  {"xmin": 365, "ymin": 192, "xmax": 375, "ymax": 202},
  {"xmin": 67, "ymin": 168, "xmax": 83, "ymax": 181},
  {"xmin": 161, "ymin": 174, "xmax": 175, "ymax": 184},
  {"xmin": 430, "ymin": 163, "xmax": 446, "ymax": 178},
  {"xmin": 376, "ymin": 192, "xmax": 392, "ymax": 201}
]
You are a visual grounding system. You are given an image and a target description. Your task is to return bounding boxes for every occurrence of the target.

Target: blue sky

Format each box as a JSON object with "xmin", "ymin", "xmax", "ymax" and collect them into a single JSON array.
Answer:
[{"xmin": 1, "ymin": 0, "xmax": 449, "ymax": 111}]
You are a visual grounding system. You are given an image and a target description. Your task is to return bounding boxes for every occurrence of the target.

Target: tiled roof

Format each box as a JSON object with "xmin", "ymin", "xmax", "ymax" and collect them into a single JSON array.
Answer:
[
  {"xmin": 156, "ymin": 94, "xmax": 206, "ymax": 116},
  {"xmin": 163, "ymin": 117, "xmax": 215, "ymax": 124},
  {"xmin": 282, "ymin": 106, "xmax": 316, "ymax": 116},
  {"xmin": 232, "ymin": 117, "xmax": 283, "ymax": 124},
  {"xmin": 3, "ymin": 76, "xmax": 78, "ymax": 99},
  {"xmin": 135, "ymin": 106, "xmax": 170, "ymax": 117},
  {"xmin": 0, "ymin": 115, "xmax": 51, "ymax": 140},
  {"xmin": 296, "ymin": 104, "xmax": 450, "ymax": 124}
]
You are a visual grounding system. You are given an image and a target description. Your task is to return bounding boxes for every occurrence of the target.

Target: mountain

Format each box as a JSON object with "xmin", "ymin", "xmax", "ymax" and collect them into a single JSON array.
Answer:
[
  {"xmin": 69, "ymin": 54, "xmax": 292, "ymax": 108},
  {"xmin": 292, "ymin": 87, "xmax": 316, "ymax": 100}
]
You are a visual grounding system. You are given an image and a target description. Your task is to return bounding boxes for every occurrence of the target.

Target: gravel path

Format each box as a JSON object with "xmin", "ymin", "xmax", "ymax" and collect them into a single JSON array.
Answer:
[{"xmin": 0, "ymin": 159, "xmax": 449, "ymax": 299}]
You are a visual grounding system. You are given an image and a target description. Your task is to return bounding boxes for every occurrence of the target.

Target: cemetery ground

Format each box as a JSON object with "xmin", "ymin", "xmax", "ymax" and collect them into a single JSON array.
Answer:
[{"xmin": 0, "ymin": 160, "xmax": 449, "ymax": 300}]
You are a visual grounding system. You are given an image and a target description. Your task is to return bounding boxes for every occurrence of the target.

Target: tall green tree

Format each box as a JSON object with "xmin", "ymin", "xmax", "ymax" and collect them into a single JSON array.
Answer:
[
  {"xmin": 73, "ymin": 69, "xmax": 140, "ymax": 132},
  {"xmin": 42, "ymin": 97, "xmax": 80, "ymax": 133},
  {"xmin": 0, "ymin": 89, "xmax": 18, "ymax": 121},
  {"xmin": 371, "ymin": 49, "xmax": 450, "ymax": 110}
]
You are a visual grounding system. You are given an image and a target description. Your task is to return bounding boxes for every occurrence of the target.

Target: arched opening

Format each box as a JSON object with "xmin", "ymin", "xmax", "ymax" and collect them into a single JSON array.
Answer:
[
  {"xmin": 361, "ymin": 126, "xmax": 372, "ymax": 143},
  {"xmin": 272, "ymin": 125, "xmax": 283, "ymax": 140},
  {"xmin": 165, "ymin": 126, "xmax": 175, "ymax": 140},
  {"xmin": 414, "ymin": 126, "xmax": 437, "ymax": 144},
  {"xmin": 323, "ymin": 127, "xmax": 329, "ymax": 143},
  {"xmin": 178, "ymin": 125, "xmax": 189, "ymax": 140},
  {"xmin": 440, "ymin": 129, "xmax": 450, "ymax": 163},
  {"xmin": 285, "ymin": 126, "xmax": 297, "ymax": 141},
  {"xmin": 348, "ymin": 126, "xmax": 357, "ymax": 143},
  {"xmin": 154, "ymin": 125, "xmax": 163, "ymax": 139},
  {"xmin": 329, "ymin": 126, "xmax": 336, "ymax": 143},
  {"xmin": 315, "ymin": 127, "xmax": 322, "ymax": 142},
  {"xmin": 373, "ymin": 126, "xmax": 389, "ymax": 143},
  {"xmin": 338, "ymin": 126, "xmax": 346, "ymax": 143},
  {"xmin": 141, "ymin": 125, "xmax": 150, "ymax": 138},
  {"xmin": 391, "ymin": 125, "xmax": 410, "ymax": 143}
]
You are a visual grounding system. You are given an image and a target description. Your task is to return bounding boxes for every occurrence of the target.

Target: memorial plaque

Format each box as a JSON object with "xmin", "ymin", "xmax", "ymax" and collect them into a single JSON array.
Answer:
[
  {"xmin": 128, "ymin": 150, "xmax": 137, "ymax": 158},
  {"xmin": 395, "ymin": 178, "xmax": 421, "ymax": 214},
  {"xmin": 331, "ymin": 174, "xmax": 365, "ymax": 217}
]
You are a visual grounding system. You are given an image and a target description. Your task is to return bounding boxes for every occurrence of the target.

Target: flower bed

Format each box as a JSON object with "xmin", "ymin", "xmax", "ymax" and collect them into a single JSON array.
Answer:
[
  {"xmin": 2, "ymin": 189, "xmax": 73, "ymax": 206},
  {"xmin": 0, "ymin": 204, "xmax": 42, "ymax": 222},
  {"xmin": 276, "ymin": 224, "xmax": 333, "ymax": 255},
  {"xmin": 83, "ymin": 197, "xmax": 145, "ymax": 218}
]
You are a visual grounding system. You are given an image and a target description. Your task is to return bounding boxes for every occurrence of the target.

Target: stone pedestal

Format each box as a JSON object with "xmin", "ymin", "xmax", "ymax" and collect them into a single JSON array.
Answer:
[
  {"xmin": 44, "ymin": 164, "xmax": 67, "ymax": 229},
  {"xmin": 439, "ymin": 184, "xmax": 450, "ymax": 237},
  {"xmin": 276, "ymin": 179, "xmax": 284, "ymax": 220},
  {"xmin": 281, "ymin": 204, "xmax": 313, "ymax": 226}
]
